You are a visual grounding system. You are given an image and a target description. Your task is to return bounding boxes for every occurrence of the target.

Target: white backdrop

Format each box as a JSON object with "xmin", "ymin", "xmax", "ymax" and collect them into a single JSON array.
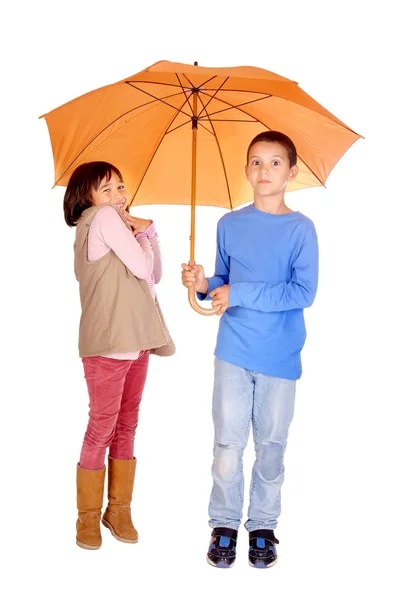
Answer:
[{"xmin": 2, "ymin": 1, "xmax": 397, "ymax": 598}]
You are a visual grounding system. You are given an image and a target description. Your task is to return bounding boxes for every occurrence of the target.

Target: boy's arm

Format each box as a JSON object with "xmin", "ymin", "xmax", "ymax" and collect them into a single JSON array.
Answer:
[
  {"xmin": 229, "ymin": 223, "xmax": 318, "ymax": 312},
  {"xmin": 197, "ymin": 220, "xmax": 230, "ymax": 301}
]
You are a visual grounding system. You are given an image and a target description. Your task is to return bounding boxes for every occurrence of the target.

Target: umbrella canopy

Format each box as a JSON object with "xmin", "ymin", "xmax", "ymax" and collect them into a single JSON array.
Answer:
[{"xmin": 41, "ymin": 60, "xmax": 361, "ymax": 314}]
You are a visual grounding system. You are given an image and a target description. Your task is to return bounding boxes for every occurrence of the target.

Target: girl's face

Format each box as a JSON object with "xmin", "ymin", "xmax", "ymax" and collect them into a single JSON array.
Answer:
[
  {"xmin": 245, "ymin": 141, "xmax": 298, "ymax": 197},
  {"xmin": 91, "ymin": 171, "xmax": 128, "ymax": 210}
]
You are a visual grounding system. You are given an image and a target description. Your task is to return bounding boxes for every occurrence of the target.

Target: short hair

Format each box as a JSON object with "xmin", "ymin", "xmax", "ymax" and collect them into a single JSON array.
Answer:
[
  {"xmin": 247, "ymin": 131, "xmax": 297, "ymax": 167},
  {"xmin": 63, "ymin": 161, "xmax": 123, "ymax": 227}
]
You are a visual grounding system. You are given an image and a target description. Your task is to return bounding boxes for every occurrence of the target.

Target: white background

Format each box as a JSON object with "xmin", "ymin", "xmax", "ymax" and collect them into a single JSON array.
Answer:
[{"xmin": 2, "ymin": 1, "xmax": 397, "ymax": 598}]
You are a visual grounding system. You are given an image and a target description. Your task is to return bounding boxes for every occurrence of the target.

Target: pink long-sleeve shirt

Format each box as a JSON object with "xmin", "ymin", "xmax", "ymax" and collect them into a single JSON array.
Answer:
[{"xmin": 87, "ymin": 206, "xmax": 161, "ymax": 360}]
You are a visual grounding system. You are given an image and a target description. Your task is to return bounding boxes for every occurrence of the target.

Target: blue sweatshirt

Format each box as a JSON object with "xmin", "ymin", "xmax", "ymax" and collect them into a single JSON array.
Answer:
[{"xmin": 198, "ymin": 204, "xmax": 319, "ymax": 380}]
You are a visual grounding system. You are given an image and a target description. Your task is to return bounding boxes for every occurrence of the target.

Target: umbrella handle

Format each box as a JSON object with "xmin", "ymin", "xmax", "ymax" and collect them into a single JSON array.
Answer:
[
  {"xmin": 188, "ymin": 88, "xmax": 219, "ymax": 317},
  {"xmin": 187, "ymin": 286, "xmax": 220, "ymax": 316}
]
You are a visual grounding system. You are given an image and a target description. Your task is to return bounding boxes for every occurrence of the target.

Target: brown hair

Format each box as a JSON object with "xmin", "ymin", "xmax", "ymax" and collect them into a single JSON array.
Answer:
[
  {"xmin": 247, "ymin": 131, "xmax": 297, "ymax": 167},
  {"xmin": 63, "ymin": 161, "xmax": 123, "ymax": 227}
]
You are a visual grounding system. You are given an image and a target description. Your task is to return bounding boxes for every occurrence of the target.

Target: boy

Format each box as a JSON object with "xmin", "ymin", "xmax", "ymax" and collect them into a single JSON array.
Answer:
[{"xmin": 181, "ymin": 131, "xmax": 319, "ymax": 568}]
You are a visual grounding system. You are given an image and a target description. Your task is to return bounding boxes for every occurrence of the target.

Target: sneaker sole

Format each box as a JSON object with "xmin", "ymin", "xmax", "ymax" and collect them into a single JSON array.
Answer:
[
  {"xmin": 248, "ymin": 557, "xmax": 278, "ymax": 569},
  {"xmin": 101, "ymin": 518, "xmax": 138, "ymax": 544},
  {"xmin": 206, "ymin": 555, "xmax": 235, "ymax": 568}
]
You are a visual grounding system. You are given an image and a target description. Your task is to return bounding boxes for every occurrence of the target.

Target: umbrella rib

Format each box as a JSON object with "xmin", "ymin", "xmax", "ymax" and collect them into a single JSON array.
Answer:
[
  {"xmin": 177, "ymin": 73, "xmax": 220, "ymax": 116},
  {"xmin": 194, "ymin": 74, "xmax": 219, "ymax": 88},
  {"xmin": 175, "ymin": 73, "xmax": 194, "ymax": 115},
  {"xmin": 200, "ymin": 91, "xmax": 324, "ymax": 186},
  {"xmin": 197, "ymin": 121, "xmax": 215, "ymax": 136},
  {"xmin": 126, "ymin": 80, "xmax": 186, "ymax": 89},
  {"xmin": 177, "ymin": 72, "xmax": 219, "ymax": 90},
  {"xmin": 125, "ymin": 82, "xmax": 359, "ymax": 135},
  {"xmin": 166, "ymin": 119, "xmax": 193, "ymax": 135},
  {"xmin": 126, "ymin": 75, "xmax": 220, "ymax": 93},
  {"xmin": 54, "ymin": 90, "xmax": 187, "ymax": 185},
  {"xmin": 197, "ymin": 95, "xmax": 233, "ymax": 210},
  {"xmin": 202, "ymin": 95, "xmax": 272, "ymax": 117},
  {"xmin": 130, "ymin": 93, "xmax": 194, "ymax": 204},
  {"xmin": 197, "ymin": 77, "xmax": 229, "ymax": 119},
  {"xmin": 179, "ymin": 72, "xmax": 195, "ymax": 88},
  {"xmin": 201, "ymin": 118, "xmax": 258, "ymax": 123},
  {"xmin": 126, "ymin": 83, "xmax": 193, "ymax": 118},
  {"xmin": 202, "ymin": 88, "xmax": 360, "ymax": 135}
]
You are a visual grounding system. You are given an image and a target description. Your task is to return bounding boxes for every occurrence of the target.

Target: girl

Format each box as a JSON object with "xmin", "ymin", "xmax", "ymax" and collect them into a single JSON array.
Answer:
[{"xmin": 64, "ymin": 161, "xmax": 174, "ymax": 550}]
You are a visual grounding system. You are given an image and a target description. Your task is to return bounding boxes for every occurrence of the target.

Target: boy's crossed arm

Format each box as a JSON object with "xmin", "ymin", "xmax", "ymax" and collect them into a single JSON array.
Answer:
[
  {"xmin": 181, "ymin": 221, "xmax": 318, "ymax": 315},
  {"xmin": 212, "ymin": 225, "xmax": 319, "ymax": 314},
  {"xmin": 181, "ymin": 262, "xmax": 317, "ymax": 315},
  {"xmin": 184, "ymin": 223, "xmax": 318, "ymax": 315}
]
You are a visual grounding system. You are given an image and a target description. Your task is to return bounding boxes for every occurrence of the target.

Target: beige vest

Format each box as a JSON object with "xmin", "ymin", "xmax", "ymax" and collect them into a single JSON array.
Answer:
[{"xmin": 74, "ymin": 204, "xmax": 175, "ymax": 359}]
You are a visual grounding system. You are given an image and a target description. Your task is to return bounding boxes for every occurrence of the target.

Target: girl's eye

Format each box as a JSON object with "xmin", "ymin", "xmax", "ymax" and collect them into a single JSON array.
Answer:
[
  {"xmin": 118, "ymin": 184, "xmax": 125, "ymax": 190},
  {"xmin": 103, "ymin": 188, "xmax": 111, "ymax": 193}
]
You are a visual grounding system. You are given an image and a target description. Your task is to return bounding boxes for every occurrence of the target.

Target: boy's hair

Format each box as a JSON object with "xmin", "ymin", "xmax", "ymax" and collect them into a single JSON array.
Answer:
[
  {"xmin": 247, "ymin": 131, "xmax": 297, "ymax": 167},
  {"xmin": 63, "ymin": 161, "xmax": 123, "ymax": 227}
]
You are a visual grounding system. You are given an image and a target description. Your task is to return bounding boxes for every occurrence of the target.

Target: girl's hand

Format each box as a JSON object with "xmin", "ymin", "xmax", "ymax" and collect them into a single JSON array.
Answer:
[{"xmin": 124, "ymin": 214, "xmax": 152, "ymax": 236}]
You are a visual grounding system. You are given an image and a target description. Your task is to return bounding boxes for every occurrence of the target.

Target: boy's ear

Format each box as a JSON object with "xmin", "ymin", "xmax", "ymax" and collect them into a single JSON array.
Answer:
[
  {"xmin": 289, "ymin": 165, "xmax": 298, "ymax": 181},
  {"xmin": 245, "ymin": 164, "xmax": 249, "ymax": 179}
]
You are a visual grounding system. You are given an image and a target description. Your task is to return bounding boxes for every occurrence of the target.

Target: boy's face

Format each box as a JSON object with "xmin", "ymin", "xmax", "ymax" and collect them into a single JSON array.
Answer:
[
  {"xmin": 245, "ymin": 141, "xmax": 298, "ymax": 197},
  {"xmin": 91, "ymin": 171, "xmax": 128, "ymax": 210}
]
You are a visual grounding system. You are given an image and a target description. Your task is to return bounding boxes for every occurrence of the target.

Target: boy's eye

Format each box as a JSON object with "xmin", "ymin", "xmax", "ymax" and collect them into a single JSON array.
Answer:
[
  {"xmin": 272, "ymin": 161, "xmax": 280, "ymax": 166},
  {"xmin": 252, "ymin": 160, "xmax": 260, "ymax": 166}
]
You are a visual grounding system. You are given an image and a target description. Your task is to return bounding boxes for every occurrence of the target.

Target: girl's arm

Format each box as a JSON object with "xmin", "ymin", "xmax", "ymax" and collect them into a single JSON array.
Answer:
[
  {"xmin": 149, "ymin": 236, "xmax": 162, "ymax": 283},
  {"xmin": 88, "ymin": 205, "xmax": 154, "ymax": 279},
  {"xmin": 136, "ymin": 222, "xmax": 162, "ymax": 283}
]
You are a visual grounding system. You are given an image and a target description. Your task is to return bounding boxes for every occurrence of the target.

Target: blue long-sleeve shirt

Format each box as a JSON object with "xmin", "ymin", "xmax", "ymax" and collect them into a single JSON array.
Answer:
[{"xmin": 198, "ymin": 204, "xmax": 319, "ymax": 380}]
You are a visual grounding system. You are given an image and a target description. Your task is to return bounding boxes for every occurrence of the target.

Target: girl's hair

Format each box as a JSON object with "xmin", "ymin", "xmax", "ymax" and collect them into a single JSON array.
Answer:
[
  {"xmin": 247, "ymin": 131, "xmax": 297, "ymax": 167},
  {"xmin": 63, "ymin": 161, "xmax": 123, "ymax": 227}
]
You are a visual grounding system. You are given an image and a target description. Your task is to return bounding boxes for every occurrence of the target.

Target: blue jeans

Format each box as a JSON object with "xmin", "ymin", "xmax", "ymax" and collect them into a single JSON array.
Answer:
[{"xmin": 209, "ymin": 358, "xmax": 296, "ymax": 532}]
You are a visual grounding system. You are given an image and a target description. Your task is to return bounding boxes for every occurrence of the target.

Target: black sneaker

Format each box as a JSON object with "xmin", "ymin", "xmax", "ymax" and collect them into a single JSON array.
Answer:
[
  {"xmin": 248, "ymin": 529, "xmax": 279, "ymax": 568},
  {"xmin": 207, "ymin": 527, "xmax": 238, "ymax": 568}
]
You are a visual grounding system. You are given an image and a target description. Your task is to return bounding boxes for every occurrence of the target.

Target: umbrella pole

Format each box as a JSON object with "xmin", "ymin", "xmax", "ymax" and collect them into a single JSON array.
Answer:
[
  {"xmin": 189, "ymin": 94, "xmax": 198, "ymax": 264},
  {"xmin": 188, "ymin": 90, "xmax": 218, "ymax": 316}
]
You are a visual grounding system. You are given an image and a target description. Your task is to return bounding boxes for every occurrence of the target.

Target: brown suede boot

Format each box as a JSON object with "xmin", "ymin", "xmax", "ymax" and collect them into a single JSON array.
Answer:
[
  {"xmin": 76, "ymin": 464, "xmax": 105, "ymax": 550},
  {"xmin": 102, "ymin": 457, "xmax": 138, "ymax": 543}
]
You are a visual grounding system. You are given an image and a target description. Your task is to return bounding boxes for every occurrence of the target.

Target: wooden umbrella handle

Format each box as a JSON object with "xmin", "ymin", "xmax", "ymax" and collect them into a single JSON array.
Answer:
[{"xmin": 187, "ymin": 285, "xmax": 220, "ymax": 316}]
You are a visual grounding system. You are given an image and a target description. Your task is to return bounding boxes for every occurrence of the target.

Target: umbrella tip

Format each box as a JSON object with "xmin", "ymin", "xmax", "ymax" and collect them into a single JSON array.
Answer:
[{"xmin": 194, "ymin": 61, "xmax": 198, "ymax": 66}]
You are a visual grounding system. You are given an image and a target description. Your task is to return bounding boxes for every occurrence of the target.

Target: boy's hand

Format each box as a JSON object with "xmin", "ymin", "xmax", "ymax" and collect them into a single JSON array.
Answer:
[
  {"xmin": 209, "ymin": 285, "xmax": 231, "ymax": 315},
  {"xmin": 181, "ymin": 260, "xmax": 207, "ymax": 293}
]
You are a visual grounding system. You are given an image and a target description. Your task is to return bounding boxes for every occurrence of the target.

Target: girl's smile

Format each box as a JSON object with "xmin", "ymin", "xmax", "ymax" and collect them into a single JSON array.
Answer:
[{"xmin": 91, "ymin": 172, "xmax": 128, "ymax": 210}]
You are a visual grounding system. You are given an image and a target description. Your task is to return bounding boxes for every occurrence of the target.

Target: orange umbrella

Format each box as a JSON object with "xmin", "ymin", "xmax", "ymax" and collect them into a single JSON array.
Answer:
[{"xmin": 41, "ymin": 60, "xmax": 361, "ymax": 315}]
